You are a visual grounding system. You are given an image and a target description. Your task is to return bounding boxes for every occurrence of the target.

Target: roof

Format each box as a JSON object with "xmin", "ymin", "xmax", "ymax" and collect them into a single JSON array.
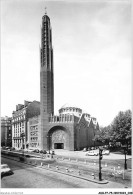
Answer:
[{"xmin": 60, "ymin": 103, "xmax": 82, "ymax": 110}]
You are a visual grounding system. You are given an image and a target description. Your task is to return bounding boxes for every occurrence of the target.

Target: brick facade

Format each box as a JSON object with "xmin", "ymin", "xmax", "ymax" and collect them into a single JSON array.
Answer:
[
  {"xmin": 40, "ymin": 13, "xmax": 54, "ymax": 150},
  {"xmin": 28, "ymin": 109, "xmax": 99, "ymax": 151}
]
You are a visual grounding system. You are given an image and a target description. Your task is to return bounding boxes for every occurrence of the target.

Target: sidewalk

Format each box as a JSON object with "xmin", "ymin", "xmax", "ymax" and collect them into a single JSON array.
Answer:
[{"xmin": 36, "ymin": 163, "xmax": 109, "ymax": 185}]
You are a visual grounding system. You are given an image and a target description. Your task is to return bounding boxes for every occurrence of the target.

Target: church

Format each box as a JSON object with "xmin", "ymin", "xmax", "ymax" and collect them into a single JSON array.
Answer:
[{"xmin": 27, "ymin": 11, "xmax": 100, "ymax": 151}]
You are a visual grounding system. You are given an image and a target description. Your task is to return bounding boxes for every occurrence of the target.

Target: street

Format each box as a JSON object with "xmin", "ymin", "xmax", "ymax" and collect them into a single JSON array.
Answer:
[
  {"xmin": 1, "ymin": 156, "xmax": 101, "ymax": 188},
  {"xmin": 1, "ymin": 156, "xmax": 126, "ymax": 188}
]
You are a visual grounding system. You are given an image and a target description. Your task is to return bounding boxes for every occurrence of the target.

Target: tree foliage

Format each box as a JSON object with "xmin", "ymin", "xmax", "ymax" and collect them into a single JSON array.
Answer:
[
  {"xmin": 94, "ymin": 125, "xmax": 111, "ymax": 144},
  {"xmin": 94, "ymin": 109, "xmax": 132, "ymax": 146},
  {"xmin": 110, "ymin": 109, "xmax": 132, "ymax": 145}
]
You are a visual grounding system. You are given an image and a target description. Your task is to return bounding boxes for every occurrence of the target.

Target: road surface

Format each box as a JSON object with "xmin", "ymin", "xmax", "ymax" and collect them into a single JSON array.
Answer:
[{"xmin": 1, "ymin": 156, "xmax": 100, "ymax": 188}]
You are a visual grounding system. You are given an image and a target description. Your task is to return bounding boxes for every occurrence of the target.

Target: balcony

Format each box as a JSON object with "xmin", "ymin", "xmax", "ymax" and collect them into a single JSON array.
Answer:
[{"xmin": 13, "ymin": 136, "xmax": 22, "ymax": 139}]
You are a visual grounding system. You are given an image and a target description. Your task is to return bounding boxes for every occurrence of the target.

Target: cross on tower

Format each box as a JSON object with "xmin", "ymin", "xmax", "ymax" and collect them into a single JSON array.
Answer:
[{"xmin": 45, "ymin": 7, "xmax": 47, "ymax": 15}]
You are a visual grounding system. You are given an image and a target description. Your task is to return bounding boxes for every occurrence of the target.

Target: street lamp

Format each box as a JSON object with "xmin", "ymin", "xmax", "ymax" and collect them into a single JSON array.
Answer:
[
  {"xmin": 20, "ymin": 132, "xmax": 25, "ymax": 156},
  {"xmin": 99, "ymin": 147, "xmax": 103, "ymax": 181},
  {"xmin": 122, "ymin": 144, "xmax": 128, "ymax": 170},
  {"xmin": 47, "ymin": 134, "xmax": 51, "ymax": 154},
  {"xmin": 124, "ymin": 147, "xmax": 127, "ymax": 170}
]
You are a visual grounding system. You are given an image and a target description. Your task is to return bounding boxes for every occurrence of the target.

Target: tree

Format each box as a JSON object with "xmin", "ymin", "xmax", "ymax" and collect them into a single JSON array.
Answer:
[
  {"xmin": 110, "ymin": 110, "xmax": 132, "ymax": 148},
  {"xmin": 94, "ymin": 110, "xmax": 132, "ymax": 149},
  {"xmin": 93, "ymin": 125, "xmax": 111, "ymax": 145}
]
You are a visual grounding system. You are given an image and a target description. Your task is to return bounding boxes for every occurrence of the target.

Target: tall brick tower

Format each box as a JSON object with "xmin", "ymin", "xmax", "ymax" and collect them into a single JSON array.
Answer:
[{"xmin": 40, "ymin": 10, "xmax": 54, "ymax": 150}]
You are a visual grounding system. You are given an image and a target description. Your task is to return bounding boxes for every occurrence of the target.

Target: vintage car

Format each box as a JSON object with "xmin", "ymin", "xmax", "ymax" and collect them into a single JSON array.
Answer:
[
  {"xmin": 102, "ymin": 150, "xmax": 110, "ymax": 155},
  {"xmin": 1, "ymin": 164, "xmax": 13, "ymax": 178},
  {"xmin": 86, "ymin": 150, "xmax": 98, "ymax": 156}
]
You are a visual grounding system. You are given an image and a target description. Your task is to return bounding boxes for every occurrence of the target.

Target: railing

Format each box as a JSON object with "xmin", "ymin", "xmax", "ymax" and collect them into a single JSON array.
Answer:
[{"xmin": 49, "ymin": 114, "xmax": 74, "ymax": 123}]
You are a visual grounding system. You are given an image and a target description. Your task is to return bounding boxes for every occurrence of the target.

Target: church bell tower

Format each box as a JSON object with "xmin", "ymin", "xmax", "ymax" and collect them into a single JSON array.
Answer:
[{"xmin": 40, "ymin": 9, "xmax": 54, "ymax": 149}]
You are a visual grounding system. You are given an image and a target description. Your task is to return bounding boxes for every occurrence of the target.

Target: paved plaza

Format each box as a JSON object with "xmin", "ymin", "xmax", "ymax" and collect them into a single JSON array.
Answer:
[{"xmin": 54, "ymin": 149, "xmax": 131, "ymax": 160}]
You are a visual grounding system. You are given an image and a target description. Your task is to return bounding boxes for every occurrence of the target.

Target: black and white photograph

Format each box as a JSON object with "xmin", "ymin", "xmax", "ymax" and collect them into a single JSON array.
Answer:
[{"xmin": 1, "ymin": 0, "xmax": 132, "ymax": 194}]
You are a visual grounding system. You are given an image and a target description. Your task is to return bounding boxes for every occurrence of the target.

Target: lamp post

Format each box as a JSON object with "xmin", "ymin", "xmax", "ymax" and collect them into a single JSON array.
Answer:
[
  {"xmin": 20, "ymin": 132, "xmax": 25, "ymax": 156},
  {"xmin": 99, "ymin": 147, "xmax": 103, "ymax": 181},
  {"xmin": 47, "ymin": 134, "xmax": 51, "ymax": 154},
  {"xmin": 124, "ymin": 147, "xmax": 127, "ymax": 170},
  {"xmin": 122, "ymin": 144, "xmax": 128, "ymax": 170}
]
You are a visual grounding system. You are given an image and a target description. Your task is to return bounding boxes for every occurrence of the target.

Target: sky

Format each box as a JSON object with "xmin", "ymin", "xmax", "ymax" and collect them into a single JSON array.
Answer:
[{"xmin": 1, "ymin": 0, "xmax": 131, "ymax": 126}]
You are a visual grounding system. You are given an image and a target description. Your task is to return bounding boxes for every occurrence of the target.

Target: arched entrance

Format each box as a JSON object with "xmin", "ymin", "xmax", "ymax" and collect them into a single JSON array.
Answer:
[
  {"xmin": 48, "ymin": 126, "xmax": 68, "ymax": 150},
  {"xmin": 52, "ymin": 130, "xmax": 66, "ymax": 149}
]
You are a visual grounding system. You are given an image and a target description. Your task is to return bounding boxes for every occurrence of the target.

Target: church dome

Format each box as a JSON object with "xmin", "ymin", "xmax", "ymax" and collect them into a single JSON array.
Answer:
[{"xmin": 59, "ymin": 103, "xmax": 82, "ymax": 117}]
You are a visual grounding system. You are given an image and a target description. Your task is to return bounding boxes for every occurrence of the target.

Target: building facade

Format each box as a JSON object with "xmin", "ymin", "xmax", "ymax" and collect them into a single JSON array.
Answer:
[
  {"xmin": 1, "ymin": 116, "xmax": 12, "ymax": 147},
  {"xmin": 12, "ymin": 100, "xmax": 40, "ymax": 150},
  {"xmin": 28, "ymin": 115, "xmax": 41, "ymax": 149},
  {"xmin": 28, "ymin": 104, "xmax": 100, "ymax": 151},
  {"xmin": 48, "ymin": 105, "xmax": 100, "ymax": 150}
]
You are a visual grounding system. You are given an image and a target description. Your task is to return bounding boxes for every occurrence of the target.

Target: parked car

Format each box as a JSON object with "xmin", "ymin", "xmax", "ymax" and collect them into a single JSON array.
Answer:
[
  {"xmin": 87, "ymin": 147, "xmax": 91, "ymax": 151},
  {"xmin": 1, "ymin": 164, "xmax": 13, "ymax": 178},
  {"xmin": 27, "ymin": 149, "xmax": 35, "ymax": 153},
  {"xmin": 23, "ymin": 149, "xmax": 28, "ymax": 152},
  {"xmin": 51, "ymin": 150, "xmax": 55, "ymax": 155},
  {"xmin": 6, "ymin": 147, "xmax": 10, "ymax": 150},
  {"xmin": 86, "ymin": 150, "xmax": 98, "ymax": 156},
  {"xmin": 10, "ymin": 147, "xmax": 15, "ymax": 151},
  {"xmin": 102, "ymin": 150, "xmax": 110, "ymax": 155},
  {"xmin": 33, "ymin": 149, "xmax": 40, "ymax": 153},
  {"xmin": 7, "ymin": 147, "xmax": 12, "ymax": 151},
  {"xmin": 40, "ymin": 150, "xmax": 47, "ymax": 154},
  {"xmin": 83, "ymin": 148, "xmax": 87, "ymax": 152},
  {"xmin": 15, "ymin": 148, "xmax": 22, "ymax": 151}
]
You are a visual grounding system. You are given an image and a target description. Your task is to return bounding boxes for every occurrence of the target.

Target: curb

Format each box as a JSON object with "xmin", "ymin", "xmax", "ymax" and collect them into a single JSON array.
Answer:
[{"xmin": 36, "ymin": 165, "xmax": 108, "ymax": 184}]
